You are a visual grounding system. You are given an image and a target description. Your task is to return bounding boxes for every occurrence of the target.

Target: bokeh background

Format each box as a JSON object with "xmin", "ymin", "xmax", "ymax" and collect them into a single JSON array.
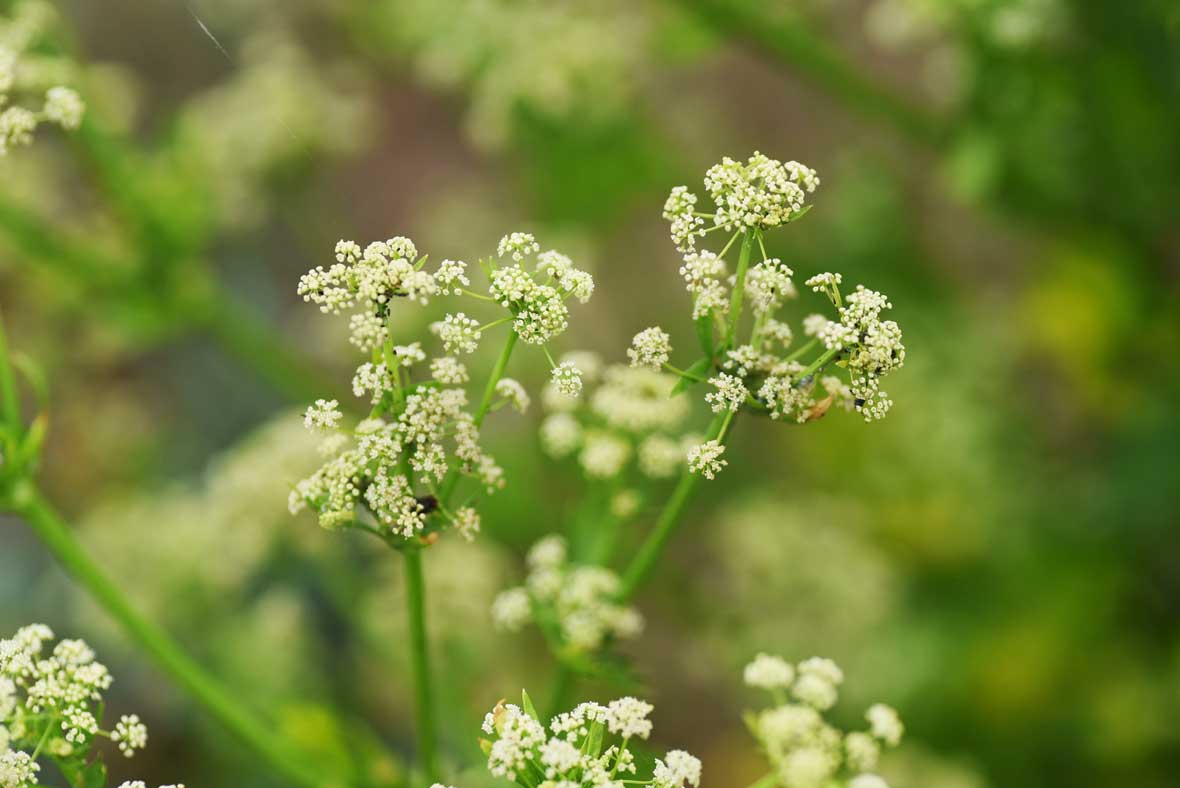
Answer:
[{"xmin": 2, "ymin": 0, "xmax": 1179, "ymax": 786}]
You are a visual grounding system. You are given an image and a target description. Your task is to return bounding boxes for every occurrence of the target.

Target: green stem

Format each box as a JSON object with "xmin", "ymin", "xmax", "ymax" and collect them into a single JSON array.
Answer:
[
  {"xmin": 675, "ymin": 0, "xmax": 947, "ymax": 147},
  {"xmin": 403, "ymin": 547, "xmax": 440, "ymax": 784},
  {"xmin": 0, "ymin": 310, "xmax": 20, "ymax": 429},
  {"xmin": 9, "ymin": 484, "xmax": 327, "ymax": 788},
  {"xmin": 784, "ymin": 337, "xmax": 819, "ymax": 363},
  {"xmin": 475, "ymin": 331, "xmax": 519, "ymax": 428},
  {"xmin": 796, "ymin": 344, "xmax": 842, "ymax": 383},
  {"xmin": 618, "ymin": 410, "xmax": 731, "ymax": 601},
  {"xmin": 727, "ymin": 232, "xmax": 754, "ymax": 345},
  {"xmin": 743, "ymin": 772, "xmax": 780, "ymax": 788},
  {"xmin": 662, "ymin": 362, "xmax": 706, "ymax": 383}
]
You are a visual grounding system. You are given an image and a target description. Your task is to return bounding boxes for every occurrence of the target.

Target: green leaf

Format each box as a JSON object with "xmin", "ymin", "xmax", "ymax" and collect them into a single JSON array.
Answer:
[
  {"xmin": 585, "ymin": 719, "xmax": 605, "ymax": 758},
  {"xmin": 11, "ymin": 353, "xmax": 47, "ymax": 412},
  {"xmin": 521, "ymin": 688, "xmax": 540, "ymax": 722},
  {"xmin": 671, "ymin": 357, "xmax": 712, "ymax": 396},
  {"xmin": 83, "ymin": 760, "xmax": 107, "ymax": 788},
  {"xmin": 787, "ymin": 204, "xmax": 813, "ymax": 222},
  {"xmin": 695, "ymin": 314, "xmax": 714, "ymax": 356}
]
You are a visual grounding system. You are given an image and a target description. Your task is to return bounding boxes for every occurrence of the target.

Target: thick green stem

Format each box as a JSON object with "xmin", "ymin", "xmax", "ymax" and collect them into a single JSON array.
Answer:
[
  {"xmin": 618, "ymin": 411, "xmax": 731, "ymax": 601},
  {"xmin": 727, "ymin": 232, "xmax": 755, "ymax": 345},
  {"xmin": 9, "ymin": 484, "xmax": 327, "ymax": 788},
  {"xmin": 402, "ymin": 547, "xmax": 440, "ymax": 784}
]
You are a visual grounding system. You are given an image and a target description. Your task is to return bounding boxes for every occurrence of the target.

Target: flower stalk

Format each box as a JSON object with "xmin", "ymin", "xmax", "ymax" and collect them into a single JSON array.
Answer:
[
  {"xmin": 617, "ymin": 410, "xmax": 731, "ymax": 600},
  {"xmin": 403, "ymin": 545, "xmax": 441, "ymax": 784}
]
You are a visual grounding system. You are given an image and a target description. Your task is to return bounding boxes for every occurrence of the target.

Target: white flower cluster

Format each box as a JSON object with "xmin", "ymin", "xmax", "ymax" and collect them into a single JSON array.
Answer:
[
  {"xmin": 298, "ymin": 237, "xmax": 437, "ymax": 319},
  {"xmin": 627, "ymin": 327, "xmax": 672, "ymax": 371},
  {"xmin": 743, "ymin": 653, "xmax": 904, "ymax": 788},
  {"xmin": 0, "ymin": 625, "xmax": 176, "ymax": 788},
  {"xmin": 540, "ymin": 360, "xmax": 694, "ymax": 482},
  {"xmin": 379, "ymin": 0, "xmax": 645, "ymax": 151},
  {"xmin": 0, "ymin": 3, "xmax": 84, "ymax": 156},
  {"xmin": 293, "ymin": 230, "xmax": 593, "ymax": 542},
  {"xmin": 481, "ymin": 693, "xmax": 700, "ymax": 788},
  {"xmin": 492, "ymin": 536, "xmax": 643, "ymax": 654},
  {"xmin": 763, "ymin": 286, "xmax": 905, "ymax": 423},
  {"xmin": 289, "ymin": 384, "xmax": 503, "ymax": 538},
  {"xmin": 488, "ymin": 233, "xmax": 593, "ymax": 346},
  {"xmin": 664, "ymin": 152, "xmax": 818, "ymax": 251},
  {"xmin": 652, "ymin": 153, "xmax": 906, "ymax": 438}
]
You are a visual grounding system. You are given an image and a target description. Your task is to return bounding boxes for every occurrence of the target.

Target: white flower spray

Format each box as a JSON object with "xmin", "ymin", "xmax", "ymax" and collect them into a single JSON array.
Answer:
[
  {"xmin": 742, "ymin": 653, "xmax": 904, "ymax": 788},
  {"xmin": 0, "ymin": 624, "xmax": 181, "ymax": 788},
  {"xmin": 291, "ymin": 229, "xmax": 593, "ymax": 784}
]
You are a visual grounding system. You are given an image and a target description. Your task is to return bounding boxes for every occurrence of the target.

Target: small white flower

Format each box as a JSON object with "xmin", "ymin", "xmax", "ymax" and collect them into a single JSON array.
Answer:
[
  {"xmin": 430, "ymin": 356, "xmax": 469, "ymax": 385},
  {"xmin": 540, "ymin": 413, "xmax": 582, "ymax": 457},
  {"xmin": 705, "ymin": 372, "xmax": 748, "ymax": 413},
  {"xmin": 303, "ymin": 399, "xmax": 343, "ymax": 432},
  {"xmin": 112, "ymin": 714, "xmax": 148, "ymax": 757},
  {"xmin": 434, "ymin": 312, "xmax": 483, "ymax": 354},
  {"xmin": 845, "ymin": 732, "xmax": 880, "ymax": 772},
  {"xmin": 627, "ymin": 326, "xmax": 672, "ymax": 370},
  {"xmin": 866, "ymin": 703, "xmax": 904, "ymax": 747},
  {"xmin": 495, "ymin": 378, "xmax": 530, "ymax": 413},
  {"xmin": 43, "ymin": 86, "xmax": 84, "ymax": 130},
  {"xmin": 452, "ymin": 506, "xmax": 481, "ymax": 542},
  {"xmin": 606, "ymin": 697, "xmax": 653, "ymax": 739},
  {"xmin": 653, "ymin": 750, "xmax": 702, "ymax": 788},
  {"xmin": 744, "ymin": 653, "xmax": 795, "ymax": 690},
  {"xmin": 550, "ymin": 362, "xmax": 583, "ymax": 398},
  {"xmin": 687, "ymin": 440, "xmax": 727, "ymax": 480},
  {"xmin": 497, "ymin": 231, "xmax": 540, "ymax": 261},
  {"xmin": 491, "ymin": 587, "xmax": 532, "ymax": 631}
]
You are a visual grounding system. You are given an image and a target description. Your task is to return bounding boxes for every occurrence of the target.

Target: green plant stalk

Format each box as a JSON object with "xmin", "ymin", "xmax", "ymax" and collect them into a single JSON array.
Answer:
[
  {"xmin": 474, "ymin": 331, "xmax": 519, "ymax": 427},
  {"xmin": 727, "ymin": 231, "xmax": 755, "ymax": 345},
  {"xmin": 617, "ymin": 410, "xmax": 732, "ymax": 601},
  {"xmin": 797, "ymin": 344, "xmax": 842, "ymax": 382},
  {"xmin": 402, "ymin": 547, "xmax": 440, "ymax": 784},
  {"xmin": 675, "ymin": 0, "xmax": 947, "ymax": 147},
  {"xmin": 8, "ymin": 484, "xmax": 328, "ymax": 788},
  {"xmin": 0, "ymin": 311, "xmax": 19, "ymax": 429},
  {"xmin": 743, "ymin": 772, "xmax": 780, "ymax": 788}
]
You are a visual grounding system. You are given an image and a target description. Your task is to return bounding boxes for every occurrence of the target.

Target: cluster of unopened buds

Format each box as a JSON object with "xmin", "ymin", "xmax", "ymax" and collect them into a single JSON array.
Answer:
[
  {"xmin": 480, "ymin": 691, "xmax": 700, "ymax": 788},
  {"xmin": 0, "ymin": 625, "xmax": 180, "ymax": 788},
  {"xmin": 634, "ymin": 152, "xmax": 906, "ymax": 481},
  {"xmin": 492, "ymin": 536, "xmax": 643, "ymax": 656},
  {"xmin": 290, "ymin": 232, "xmax": 593, "ymax": 543},
  {"xmin": 743, "ymin": 653, "xmax": 904, "ymax": 788},
  {"xmin": 0, "ymin": 1, "xmax": 85, "ymax": 156}
]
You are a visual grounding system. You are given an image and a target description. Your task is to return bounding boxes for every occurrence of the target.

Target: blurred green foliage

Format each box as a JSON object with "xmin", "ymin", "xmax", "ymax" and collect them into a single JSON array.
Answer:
[{"xmin": 1, "ymin": 0, "xmax": 1178, "ymax": 786}]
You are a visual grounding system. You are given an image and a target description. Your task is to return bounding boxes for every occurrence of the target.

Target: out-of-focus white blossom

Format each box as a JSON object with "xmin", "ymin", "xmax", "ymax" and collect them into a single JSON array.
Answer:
[{"xmin": 491, "ymin": 536, "xmax": 642, "ymax": 654}]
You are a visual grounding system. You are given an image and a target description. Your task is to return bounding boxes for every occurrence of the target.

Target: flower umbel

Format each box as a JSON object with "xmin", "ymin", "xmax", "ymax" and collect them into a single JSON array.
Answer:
[{"xmin": 481, "ymin": 691, "xmax": 700, "ymax": 788}]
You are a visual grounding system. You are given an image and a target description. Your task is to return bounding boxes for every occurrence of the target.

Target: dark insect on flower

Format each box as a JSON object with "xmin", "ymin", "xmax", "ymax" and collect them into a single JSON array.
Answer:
[
  {"xmin": 854, "ymin": 398, "xmax": 866, "ymax": 408},
  {"xmin": 416, "ymin": 495, "xmax": 439, "ymax": 514}
]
